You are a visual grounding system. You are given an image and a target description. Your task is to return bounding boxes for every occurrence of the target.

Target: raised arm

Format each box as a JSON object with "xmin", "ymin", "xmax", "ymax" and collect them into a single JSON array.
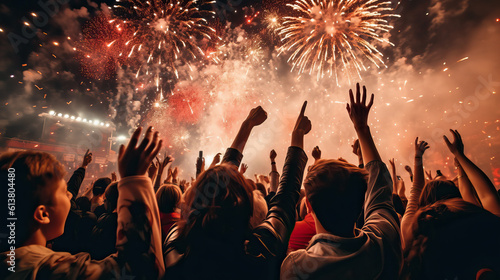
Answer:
[
  {"xmin": 454, "ymin": 158, "xmax": 481, "ymax": 207},
  {"xmin": 352, "ymin": 139, "xmax": 364, "ymax": 167},
  {"xmin": 347, "ymin": 84, "xmax": 380, "ymax": 164},
  {"xmin": 347, "ymin": 84, "xmax": 401, "ymax": 269},
  {"xmin": 67, "ymin": 149, "xmax": 92, "ymax": 199},
  {"xmin": 269, "ymin": 149, "xmax": 279, "ymax": 194},
  {"xmin": 401, "ymin": 138, "xmax": 429, "ymax": 248},
  {"xmin": 311, "ymin": 146, "xmax": 321, "ymax": 164},
  {"xmin": 222, "ymin": 106, "xmax": 267, "ymax": 166},
  {"xmin": 116, "ymin": 126, "xmax": 164, "ymax": 278},
  {"xmin": 444, "ymin": 129, "xmax": 500, "ymax": 216},
  {"xmin": 249, "ymin": 102, "xmax": 310, "ymax": 278}
]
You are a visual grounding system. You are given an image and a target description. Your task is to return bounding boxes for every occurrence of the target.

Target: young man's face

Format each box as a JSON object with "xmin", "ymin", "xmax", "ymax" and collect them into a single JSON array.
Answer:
[{"xmin": 45, "ymin": 179, "xmax": 71, "ymax": 240}]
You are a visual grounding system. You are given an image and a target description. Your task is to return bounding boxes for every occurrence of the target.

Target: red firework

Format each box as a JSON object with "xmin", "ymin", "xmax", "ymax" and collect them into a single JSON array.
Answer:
[
  {"xmin": 76, "ymin": 14, "xmax": 133, "ymax": 80},
  {"xmin": 167, "ymin": 84, "xmax": 207, "ymax": 124}
]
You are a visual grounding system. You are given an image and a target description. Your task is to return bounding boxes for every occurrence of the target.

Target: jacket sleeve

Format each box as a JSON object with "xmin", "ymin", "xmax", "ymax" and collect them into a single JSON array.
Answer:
[
  {"xmin": 67, "ymin": 167, "xmax": 86, "ymax": 199},
  {"xmin": 37, "ymin": 176, "xmax": 165, "ymax": 279},
  {"xmin": 246, "ymin": 146, "xmax": 307, "ymax": 277},
  {"xmin": 221, "ymin": 148, "xmax": 243, "ymax": 167}
]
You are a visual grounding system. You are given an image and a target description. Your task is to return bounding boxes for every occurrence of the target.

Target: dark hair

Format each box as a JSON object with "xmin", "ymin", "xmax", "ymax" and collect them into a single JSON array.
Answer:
[
  {"xmin": 156, "ymin": 184, "xmax": 182, "ymax": 214},
  {"xmin": 403, "ymin": 198, "xmax": 500, "ymax": 279},
  {"xmin": 92, "ymin": 177, "xmax": 111, "ymax": 196},
  {"xmin": 104, "ymin": 182, "xmax": 119, "ymax": 212},
  {"xmin": 418, "ymin": 180, "xmax": 461, "ymax": 207},
  {"xmin": 0, "ymin": 151, "xmax": 66, "ymax": 251},
  {"xmin": 178, "ymin": 164, "xmax": 253, "ymax": 247},
  {"xmin": 304, "ymin": 159, "xmax": 368, "ymax": 235},
  {"xmin": 76, "ymin": 196, "xmax": 91, "ymax": 212},
  {"xmin": 255, "ymin": 183, "xmax": 267, "ymax": 197}
]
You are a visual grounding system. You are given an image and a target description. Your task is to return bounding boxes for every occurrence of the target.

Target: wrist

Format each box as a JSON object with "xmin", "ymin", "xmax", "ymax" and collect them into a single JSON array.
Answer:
[{"xmin": 354, "ymin": 125, "xmax": 370, "ymax": 134}]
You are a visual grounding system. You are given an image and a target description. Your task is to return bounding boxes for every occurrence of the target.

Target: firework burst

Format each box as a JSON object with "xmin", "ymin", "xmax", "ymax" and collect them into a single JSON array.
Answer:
[
  {"xmin": 277, "ymin": 0, "xmax": 400, "ymax": 83},
  {"xmin": 112, "ymin": 0, "xmax": 219, "ymax": 81}
]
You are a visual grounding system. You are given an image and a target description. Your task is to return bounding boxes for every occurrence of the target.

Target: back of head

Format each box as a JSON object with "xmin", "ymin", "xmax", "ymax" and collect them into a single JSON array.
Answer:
[
  {"xmin": 304, "ymin": 159, "xmax": 368, "ymax": 234},
  {"xmin": 419, "ymin": 180, "xmax": 461, "ymax": 207},
  {"xmin": 92, "ymin": 177, "xmax": 112, "ymax": 196},
  {"xmin": 76, "ymin": 196, "xmax": 91, "ymax": 212},
  {"xmin": 156, "ymin": 184, "xmax": 182, "ymax": 214},
  {"xmin": 179, "ymin": 164, "xmax": 253, "ymax": 247},
  {"xmin": 104, "ymin": 182, "xmax": 119, "ymax": 212},
  {"xmin": 404, "ymin": 198, "xmax": 500, "ymax": 279},
  {"xmin": 0, "ymin": 151, "xmax": 66, "ymax": 251}
]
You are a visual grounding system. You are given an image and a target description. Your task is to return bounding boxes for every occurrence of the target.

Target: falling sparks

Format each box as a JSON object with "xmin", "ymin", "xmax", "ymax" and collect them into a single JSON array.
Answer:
[
  {"xmin": 457, "ymin": 57, "xmax": 469, "ymax": 63},
  {"xmin": 277, "ymin": 0, "xmax": 400, "ymax": 83}
]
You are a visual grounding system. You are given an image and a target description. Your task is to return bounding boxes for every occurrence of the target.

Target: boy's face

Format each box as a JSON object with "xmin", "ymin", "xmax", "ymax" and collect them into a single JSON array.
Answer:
[{"xmin": 44, "ymin": 179, "xmax": 71, "ymax": 240}]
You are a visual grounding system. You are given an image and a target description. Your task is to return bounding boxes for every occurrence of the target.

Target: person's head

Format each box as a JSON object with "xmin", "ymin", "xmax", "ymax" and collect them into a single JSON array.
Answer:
[
  {"xmin": 180, "ymin": 164, "xmax": 253, "ymax": 245},
  {"xmin": 156, "ymin": 184, "xmax": 182, "ymax": 214},
  {"xmin": 255, "ymin": 182, "xmax": 267, "ymax": 198},
  {"xmin": 104, "ymin": 182, "xmax": 119, "ymax": 212},
  {"xmin": 0, "ymin": 151, "xmax": 70, "ymax": 250},
  {"xmin": 419, "ymin": 180, "xmax": 461, "ymax": 207},
  {"xmin": 75, "ymin": 196, "xmax": 91, "ymax": 212},
  {"xmin": 404, "ymin": 198, "xmax": 500, "ymax": 279},
  {"xmin": 304, "ymin": 159, "xmax": 368, "ymax": 237},
  {"xmin": 92, "ymin": 177, "xmax": 112, "ymax": 197}
]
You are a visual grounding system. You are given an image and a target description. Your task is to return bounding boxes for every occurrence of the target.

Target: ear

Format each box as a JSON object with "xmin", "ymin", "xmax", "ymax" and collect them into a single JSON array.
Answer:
[{"xmin": 33, "ymin": 205, "xmax": 50, "ymax": 225}]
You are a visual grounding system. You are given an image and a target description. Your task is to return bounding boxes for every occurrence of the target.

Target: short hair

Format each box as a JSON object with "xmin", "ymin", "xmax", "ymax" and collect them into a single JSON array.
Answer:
[
  {"xmin": 156, "ymin": 184, "xmax": 182, "ymax": 214},
  {"xmin": 104, "ymin": 182, "xmax": 119, "ymax": 212},
  {"xmin": 419, "ymin": 180, "xmax": 461, "ymax": 207},
  {"xmin": 76, "ymin": 196, "xmax": 91, "ymax": 212},
  {"xmin": 304, "ymin": 159, "xmax": 368, "ymax": 233},
  {"xmin": 0, "ymin": 151, "xmax": 66, "ymax": 251},
  {"xmin": 92, "ymin": 177, "xmax": 111, "ymax": 196}
]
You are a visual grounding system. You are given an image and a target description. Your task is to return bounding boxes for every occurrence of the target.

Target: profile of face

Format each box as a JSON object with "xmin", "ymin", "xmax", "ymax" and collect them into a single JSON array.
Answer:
[{"xmin": 42, "ymin": 179, "xmax": 72, "ymax": 240}]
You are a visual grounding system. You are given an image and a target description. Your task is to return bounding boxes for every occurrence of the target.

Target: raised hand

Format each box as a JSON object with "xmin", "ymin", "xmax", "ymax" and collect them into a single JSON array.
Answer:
[
  {"xmin": 270, "ymin": 149, "xmax": 277, "ymax": 162},
  {"xmin": 111, "ymin": 172, "xmax": 117, "ymax": 182},
  {"xmin": 118, "ymin": 126, "xmax": 163, "ymax": 178},
  {"xmin": 163, "ymin": 154, "xmax": 174, "ymax": 168},
  {"xmin": 346, "ymin": 83, "xmax": 374, "ymax": 130},
  {"xmin": 415, "ymin": 137, "xmax": 430, "ymax": 158},
  {"xmin": 388, "ymin": 158, "xmax": 395, "ymax": 171},
  {"xmin": 210, "ymin": 153, "xmax": 222, "ymax": 168},
  {"xmin": 240, "ymin": 163, "xmax": 248, "ymax": 175},
  {"xmin": 443, "ymin": 129, "xmax": 465, "ymax": 156},
  {"xmin": 291, "ymin": 101, "xmax": 312, "ymax": 149},
  {"xmin": 312, "ymin": 146, "xmax": 321, "ymax": 161},
  {"xmin": 82, "ymin": 149, "xmax": 93, "ymax": 168},
  {"xmin": 351, "ymin": 139, "xmax": 361, "ymax": 157},
  {"xmin": 244, "ymin": 106, "xmax": 268, "ymax": 127}
]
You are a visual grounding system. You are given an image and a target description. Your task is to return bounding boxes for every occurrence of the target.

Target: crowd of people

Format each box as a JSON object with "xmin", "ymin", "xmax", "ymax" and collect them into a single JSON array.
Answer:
[{"xmin": 1, "ymin": 83, "xmax": 500, "ymax": 279}]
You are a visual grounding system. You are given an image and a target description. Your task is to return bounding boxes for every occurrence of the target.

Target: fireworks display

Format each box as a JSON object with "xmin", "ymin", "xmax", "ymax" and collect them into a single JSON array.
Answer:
[
  {"xmin": 112, "ymin": 0, "xmax": 219, "ymax": 81},
  {"xmin": 277, "ymin": 0, "xmax": 400, "ymax": 83}
]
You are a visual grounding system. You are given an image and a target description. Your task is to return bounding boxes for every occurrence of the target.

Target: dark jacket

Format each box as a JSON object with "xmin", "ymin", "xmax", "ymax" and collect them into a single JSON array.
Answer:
[{"xmin": 163, "ymin": 146, "xmax": 308, "ymax": 280}]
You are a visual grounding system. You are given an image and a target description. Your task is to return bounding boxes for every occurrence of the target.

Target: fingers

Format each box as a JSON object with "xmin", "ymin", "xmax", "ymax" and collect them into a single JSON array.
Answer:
[
  {"xmin": 367, "ymin": 94, "xmax": 374, "ymax": 110},
  {"xmin": 443, "ymin": 135, "xmax": 451, "ymax": 148},
  {"xmin": 362, "ymin": 86, "xmax": 367, "ymax": 104},
  {"xmin": 299, "ymin": 101, "xmax": 307, "ymax": 116},
  {"xmin": 85, "ymin": 149, "xmax": 90, "ymax": 156},
  {"xmin": 118, "ymin": 144, "xmax": 125, "ymax": 160},
  {"xmin": 126, "ymin": 127, "xmax": 142, "ymax": 152},
  {"xmin": 149, "ymin": 140, "xmax": 163, "ymax": 162},
  {"xmin": 138, "ymin": 126, "xmax": 154, "ymax": 151},
  {"xmin": 415, "ymin": 137, "xmax": 419, "ymax": 146},
  {"xmin": 356, "ymin": 83, "xmax": 360, "ymax": 103},
  {"xmin": 144, "ymin": 131, "xmax": 159, "ymax": 155},
  {"xmin": 349, "ymin": 89, "xmax": 354, "ymax": 105}
]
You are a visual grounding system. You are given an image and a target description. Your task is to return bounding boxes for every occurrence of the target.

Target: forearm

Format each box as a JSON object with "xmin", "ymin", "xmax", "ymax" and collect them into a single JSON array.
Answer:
[
  {"xmin": 117, "ymin": 176, "xmax": 165, "ymax": 278},
  {"xmin": 400, "ymin": 182, "xmax": 422, "ymax": 249},
  {"xmin": 355, "ymin": 126, "xmax": 381, "ymax": 164},
  {"xmin": 457, "ymin": 172, "xmax": 481, "ymax": 207},
  {"xmin": 456, "ymin": 153, "xmax": 500, "ymax": 215},
  {"xmin": 67, "ymin": 167, "xmax": 86, "ymax": 198},
  {"xmin": 154, "ymin": 167, "xmax": 164, "ymax": 192},
  {"xmin": 230, "ymin": 121, "xmax": 253, "ymax": 154}
]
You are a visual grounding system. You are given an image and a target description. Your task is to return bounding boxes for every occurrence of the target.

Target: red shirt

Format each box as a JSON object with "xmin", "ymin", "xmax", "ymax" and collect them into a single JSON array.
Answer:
[
  {"xmin": 160, "ymin": 212, "xmax": 181, "ymax": 237},
  {"xmin": 288, "ymin": 213, "xmax": 316, "ymax": 252}
]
